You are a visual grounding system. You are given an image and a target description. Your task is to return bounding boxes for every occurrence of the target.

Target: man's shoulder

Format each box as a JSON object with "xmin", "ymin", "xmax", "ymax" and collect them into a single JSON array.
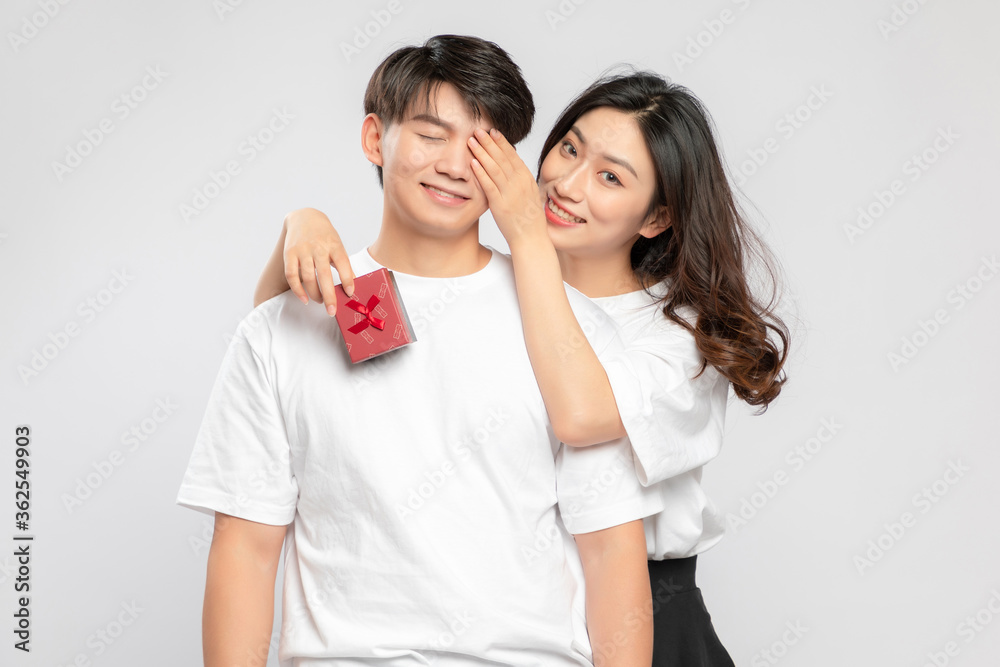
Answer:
[{"xmin": 235, "ymin": 291, "xmax": 329, "ymax": 349}]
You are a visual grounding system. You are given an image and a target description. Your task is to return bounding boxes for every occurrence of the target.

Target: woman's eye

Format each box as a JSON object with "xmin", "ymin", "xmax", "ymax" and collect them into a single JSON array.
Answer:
[
  {"xmin": 600, "ymin": 171, "xmax": 620, "ymax": 185},
  {"xmin": 561, "ymin": 140, "xmax": 577, "ymax": 157}
]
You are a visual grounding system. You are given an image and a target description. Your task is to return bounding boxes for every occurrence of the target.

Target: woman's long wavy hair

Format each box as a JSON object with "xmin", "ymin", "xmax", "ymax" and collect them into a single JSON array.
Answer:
[{"xmin": 538, "ymin": 71, "xmax": 790, "ymax": 411}]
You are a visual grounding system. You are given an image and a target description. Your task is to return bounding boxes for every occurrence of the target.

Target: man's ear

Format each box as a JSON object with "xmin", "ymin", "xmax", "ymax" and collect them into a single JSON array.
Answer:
[
  {"xmin": 638, "ymin": 206, "xmax": 671, "ymax": 239},
  {"xmin": 361, "ymin": 113, "xmax": 385, "ymax": 167}
]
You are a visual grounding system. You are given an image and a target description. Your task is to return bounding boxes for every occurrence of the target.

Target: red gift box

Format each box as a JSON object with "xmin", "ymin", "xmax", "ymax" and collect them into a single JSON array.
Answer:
[{"xmin": 334, "ymin": 268, "xmax": 416, "ymax": 363}]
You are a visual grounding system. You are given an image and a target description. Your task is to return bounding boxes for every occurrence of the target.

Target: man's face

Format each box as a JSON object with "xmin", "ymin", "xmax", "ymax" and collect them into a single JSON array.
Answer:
[{"xmin": 376, "ymin": 82, "xmax": 494, "ymax": 237}]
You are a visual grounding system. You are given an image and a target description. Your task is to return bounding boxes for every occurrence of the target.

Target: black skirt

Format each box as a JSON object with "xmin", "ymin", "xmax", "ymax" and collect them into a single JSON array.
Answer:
[{"xmin": 648, "ymin": 556, "xmax": 735, "ymax": 667}]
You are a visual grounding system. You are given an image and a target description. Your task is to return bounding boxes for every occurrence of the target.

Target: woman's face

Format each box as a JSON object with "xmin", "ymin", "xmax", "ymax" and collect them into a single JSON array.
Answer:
[{"xmin": 537, "ymin": 107, "xmax": 665, "ymax": 257}]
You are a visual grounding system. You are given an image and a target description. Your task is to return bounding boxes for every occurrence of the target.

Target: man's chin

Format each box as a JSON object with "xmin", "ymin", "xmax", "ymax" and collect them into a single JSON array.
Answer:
[{"xmin": 399, "ymin": 214, "xmax": 486, "ymax": 239}]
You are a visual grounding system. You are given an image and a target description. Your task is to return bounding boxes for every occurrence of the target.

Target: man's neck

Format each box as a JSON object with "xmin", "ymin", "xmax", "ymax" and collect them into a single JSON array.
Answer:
[{"xmin": 368, "ymin": 214, "xmax": 491, "ymax": 278}]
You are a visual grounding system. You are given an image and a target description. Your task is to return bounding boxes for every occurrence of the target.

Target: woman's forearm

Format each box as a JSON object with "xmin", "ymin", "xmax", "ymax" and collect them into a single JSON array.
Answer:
[
  {"xmin": 507, "ymin": 232, "xmax": 626, "ymax": 446},
  {"xmin": 253, "ymin": 216, "xmax": 293, "ymax": 308},
  {"xmin": 467, "ymin": 128, "xmax": 627, "ymax": 446},
  {"xmin": 575, "ymin": 521, "xmax": 653, "ymax": 666}
]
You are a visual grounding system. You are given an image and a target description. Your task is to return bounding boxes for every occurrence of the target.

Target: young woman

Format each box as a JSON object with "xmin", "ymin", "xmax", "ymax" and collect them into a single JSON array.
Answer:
[{"xmin": 255, "ymin": 71, "xmax": 789, "ymax": 666}]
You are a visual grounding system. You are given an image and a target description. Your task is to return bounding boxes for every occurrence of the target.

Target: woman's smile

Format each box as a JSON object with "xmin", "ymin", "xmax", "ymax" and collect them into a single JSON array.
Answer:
[{"xmin": 545, "ymin": 196, "xmax": 587, "ymax": 226}]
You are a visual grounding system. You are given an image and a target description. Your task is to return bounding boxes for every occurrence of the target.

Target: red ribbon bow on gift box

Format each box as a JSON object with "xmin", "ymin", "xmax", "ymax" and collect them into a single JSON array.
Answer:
[{"xmin": 346, "ymin": 295, "xmax": 386, "ymax": 334}]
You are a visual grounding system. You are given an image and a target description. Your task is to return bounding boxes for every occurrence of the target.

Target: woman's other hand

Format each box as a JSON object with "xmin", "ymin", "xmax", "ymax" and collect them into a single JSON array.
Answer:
[{"xmin": 282, "ymin": 208, "xmax": 356, "ymax": 315}]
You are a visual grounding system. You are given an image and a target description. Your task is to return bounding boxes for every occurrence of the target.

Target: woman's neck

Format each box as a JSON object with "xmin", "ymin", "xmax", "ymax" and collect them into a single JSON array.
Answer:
[{"xmin": 557, "ymin": 247, "xmax": 642, "ymax": 298}]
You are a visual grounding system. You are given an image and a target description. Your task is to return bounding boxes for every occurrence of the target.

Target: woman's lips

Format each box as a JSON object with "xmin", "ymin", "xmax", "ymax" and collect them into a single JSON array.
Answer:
[{"xmin": 545, "ymin": 197, "xmax": 586, "ymax": 226}]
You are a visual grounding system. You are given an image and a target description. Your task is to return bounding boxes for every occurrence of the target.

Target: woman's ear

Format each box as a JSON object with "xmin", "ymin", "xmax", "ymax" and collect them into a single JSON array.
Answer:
[
  {"xmin": 638, "ymin": 206, "xmax": 671, "ymax": 239},
  {"xmin": 361, "ymin": 113, "xmax": 385, "ymax": 167}
]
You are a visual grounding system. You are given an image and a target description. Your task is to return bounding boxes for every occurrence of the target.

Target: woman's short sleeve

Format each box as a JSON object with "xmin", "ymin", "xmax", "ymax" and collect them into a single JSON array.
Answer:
[
  {"xmin": 555, "ymin": 437, "xmax": 666, "ymax": 535},
  {"xmin": 600, "ymin": 319, "xmax": 729, "ymax": 487}
]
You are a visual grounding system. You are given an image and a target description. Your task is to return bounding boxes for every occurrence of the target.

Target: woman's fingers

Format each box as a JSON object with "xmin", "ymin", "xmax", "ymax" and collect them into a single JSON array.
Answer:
[
  {"xmin": 284, "ymin": 255, "xmax": 309, "ymax": 305},
  {"xmin": 312, "ymin": 244, "xmax": 358, "ymax": 316},
  {"xmin": 489, "ymin": 128, "xmax": 516, "ymax": 159},
  {"xmin": 474, "ymin": 128, "xmax": 514, "ymax": 177},
  {"xmin": 467, "ymin": 135, "xmax": 505, "ymax": 188},
  {"xmin": 331, "ymin": 244, "xmax": 356, "ymax": 299},
  {"xmin": 490, "ymin": 128, "xmax": 535, "ymax": 181},
  {"xmin": 470, "ymin": 157, "xmax": 500, "ymax": 200},
  {"xmin": 285, "ymin": 245, "xmax": 357, "ymax": 315},
  {"xmin": 297, "ymin": 255, "xmax": 323, "ymax": 305},
  {"xmin": 280, "ymin": 207, "xmax": 359, "ymax": 315},
  {"xmin": 312, "ymin": 250, "xmax": 340, "ymax": 316}
]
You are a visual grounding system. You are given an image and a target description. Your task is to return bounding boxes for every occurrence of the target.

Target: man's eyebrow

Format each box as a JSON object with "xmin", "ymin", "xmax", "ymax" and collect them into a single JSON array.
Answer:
[
  {"xmin": 409, "ymin": 114, "xmax": 454, "ymax": 132},
  {"xmin": 569, "ymin": 125, "xmax": 638, "ymax": 179}
]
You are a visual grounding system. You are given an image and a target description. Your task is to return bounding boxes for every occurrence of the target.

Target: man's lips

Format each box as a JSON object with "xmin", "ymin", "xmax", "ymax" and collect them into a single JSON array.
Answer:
[{"xmin": 421, "ymin": 183, "xmax": 470, "ymax": 204}]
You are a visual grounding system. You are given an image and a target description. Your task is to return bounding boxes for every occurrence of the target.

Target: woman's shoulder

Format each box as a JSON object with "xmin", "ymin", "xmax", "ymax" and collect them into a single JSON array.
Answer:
[
  {"xmin": 596, "ymin": 284, "xmax": 705, "ymax": 361},
  {"xmin": 593, "ymin": 280, "xmax": 688, "ymax": 331}
]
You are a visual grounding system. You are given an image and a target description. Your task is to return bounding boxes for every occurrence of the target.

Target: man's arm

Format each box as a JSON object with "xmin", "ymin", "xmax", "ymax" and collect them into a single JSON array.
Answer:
[
  {"xmin": 203, "ymin": 512, "xmax": 288, "ymax": 667},
  {"xmin": 575, "ymin": 520, "xmax": 653, "ymax": 667}
]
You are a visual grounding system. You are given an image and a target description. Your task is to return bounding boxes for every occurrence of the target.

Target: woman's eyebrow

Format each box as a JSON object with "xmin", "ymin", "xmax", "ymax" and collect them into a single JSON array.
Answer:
[
  {"xmin": 409, "ymin": 114, "xmax": 454, "ymax": 133},
  {"xmin": 569, "ymin": 125, "xmax": 638, "ymax": 179}
]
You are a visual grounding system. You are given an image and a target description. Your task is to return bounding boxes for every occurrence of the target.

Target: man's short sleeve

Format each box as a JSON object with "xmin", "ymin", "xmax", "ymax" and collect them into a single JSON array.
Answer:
[
  {"xmin": 600, "ymin": 325, "xmax": 729, "ymax": 487},
  {"xmin": 555, "ymin": 438, "xmax": 665, "ymax": 535},
  {"xmin": 175, "ymin": 317, "xmax": 298, "ymax": 526}
]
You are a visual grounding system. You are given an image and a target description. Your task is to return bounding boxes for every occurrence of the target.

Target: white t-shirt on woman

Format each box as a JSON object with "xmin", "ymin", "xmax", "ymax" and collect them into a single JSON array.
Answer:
[{"xmin": 556, "ymin": 282, "xmax": 730, "ymax": 560}]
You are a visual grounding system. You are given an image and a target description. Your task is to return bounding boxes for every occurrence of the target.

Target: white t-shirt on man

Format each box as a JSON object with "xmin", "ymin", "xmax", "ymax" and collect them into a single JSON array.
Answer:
[{"xmin": 176, "ymin": 247, "xmax": 662, "ymax": 667}]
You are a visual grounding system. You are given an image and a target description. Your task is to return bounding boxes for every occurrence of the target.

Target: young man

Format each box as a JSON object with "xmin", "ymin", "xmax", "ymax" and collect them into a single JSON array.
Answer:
[{"xmin": 176, "ymin": 35, "xmax": 660, "ymax": 666}]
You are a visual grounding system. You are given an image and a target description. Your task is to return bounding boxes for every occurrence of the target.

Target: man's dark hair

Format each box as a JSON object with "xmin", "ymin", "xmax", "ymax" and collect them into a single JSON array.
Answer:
[{"xmin": 363, "ymin": 34, "xmax": 535, "ymax": 186}]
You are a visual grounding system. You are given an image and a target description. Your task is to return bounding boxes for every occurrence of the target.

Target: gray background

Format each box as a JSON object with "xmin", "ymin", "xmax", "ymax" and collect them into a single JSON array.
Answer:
[{"xmin": 2, "ymin": 0, "xmax": 998, "ymax": 665}]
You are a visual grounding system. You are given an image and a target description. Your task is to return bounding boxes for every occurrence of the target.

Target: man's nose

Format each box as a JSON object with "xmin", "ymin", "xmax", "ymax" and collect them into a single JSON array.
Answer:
[{"xmin": 435, "ymin": 138, "xmax": 473, "ymax": 181}]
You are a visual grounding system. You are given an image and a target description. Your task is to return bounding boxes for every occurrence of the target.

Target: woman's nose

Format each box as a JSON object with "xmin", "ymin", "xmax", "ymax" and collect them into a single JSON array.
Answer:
[{"xmin": 553, "ymin": 163, "xmax": 586, "ymax": 202}]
